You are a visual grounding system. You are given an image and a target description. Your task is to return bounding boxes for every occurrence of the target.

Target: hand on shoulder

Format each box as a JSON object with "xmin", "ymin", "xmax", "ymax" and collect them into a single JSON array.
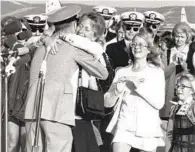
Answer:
[{"xmin": 41, "ymin": 36, "xmax": 59, "ymax": 55}]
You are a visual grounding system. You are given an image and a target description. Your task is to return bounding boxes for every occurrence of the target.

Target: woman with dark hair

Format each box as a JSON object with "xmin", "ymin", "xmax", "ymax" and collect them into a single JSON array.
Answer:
[{"xmin": 104, "ymin": 27, "xmax": 165, "ymax": 152}]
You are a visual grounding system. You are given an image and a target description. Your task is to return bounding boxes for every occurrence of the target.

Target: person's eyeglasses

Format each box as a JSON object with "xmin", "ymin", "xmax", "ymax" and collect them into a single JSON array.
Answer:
[
  {"xmin": 131, "ymin": 43, "xmax": 148, "ymax": 49},
  {"xmin": 124, "ymin": 24, "xmax": 139, "ymax": 32},
  {"xmin": 175, "ymin": 84, "xmax": 192, "ymax": 90},
  {"xmin": 146, "ymin": 23, "xmax": 159, "ymax": 30}
]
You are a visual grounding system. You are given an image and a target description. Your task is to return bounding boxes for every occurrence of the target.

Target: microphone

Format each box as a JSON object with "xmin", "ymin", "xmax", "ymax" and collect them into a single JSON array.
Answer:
[
  {"xmin": 17, "ymin": 30, "xmax": 32, "ymax": 40},
  {"xmin": 0, "ymin": 44, "xmax": 29, "ymax": 56},
  {"xmin": 39, "ymin": 46, "xmax": 51, "ymax": 78},
  {"xmin": 3, "ymin": 20, "xmax": 22, "ymax": 35},
  {"xmin": 4, "ymin": 35, "xmax": 17, "ymax": 48},
  {"xmin": 44, "ymin": 46, "xmax": 51, "ymax": 60}
]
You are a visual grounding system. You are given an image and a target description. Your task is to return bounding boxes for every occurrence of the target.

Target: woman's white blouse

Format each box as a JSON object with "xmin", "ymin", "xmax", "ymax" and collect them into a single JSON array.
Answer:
[
  {"xmin": 105, "ymin": 64, "xmax": 165, "ymax": 137},
  {"xmin": 169, "ymin": 45, "xmax": 189, "ymax": 64},
  {"xmin": 117, "ymin": 67, "xmax": 147, "ymax": 132}
]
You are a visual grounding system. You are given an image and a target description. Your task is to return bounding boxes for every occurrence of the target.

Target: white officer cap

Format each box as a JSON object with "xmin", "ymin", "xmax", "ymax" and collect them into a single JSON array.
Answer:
[
  {"xmin": 24, "ymin": 15, "xmax": 47, "ymax": 26},
  {"xmin": 92, "ymin": 6, "xmax": 117, "ymax": 19},
  {"xmin": 144, "ymin": 11, "xmax": 165, "ymax": 24},
  {"xmin": 121, "ymin": 11, "xmax": 145, "ymax": 26}
]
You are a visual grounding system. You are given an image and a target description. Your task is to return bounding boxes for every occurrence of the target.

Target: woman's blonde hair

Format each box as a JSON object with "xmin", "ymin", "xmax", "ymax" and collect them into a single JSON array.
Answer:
[
  {"xmin": 172, "ymin": 22, "xmax": 192, "ymax": 44},
  {"xmin": 176, "ymin": 72, "xmax": 195, "ymax": 94},
  {"xmin": 131, "ymin": 27, "xmax": 161, "ymax": 67}
]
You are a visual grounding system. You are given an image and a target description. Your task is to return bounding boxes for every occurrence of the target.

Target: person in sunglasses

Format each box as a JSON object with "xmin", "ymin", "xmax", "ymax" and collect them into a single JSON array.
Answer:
[
  {"xmin": 106, "ymin": 11, "xmax": 145, "ymax": 70},
  {"xmin": 92, "ymin": 6, "xmax": 118, "ymax": 43},
  {"xmin": 166, "ymin": 72, "xmax": 195, "ymax": 152},
  {"xmin": 24, "ymin": 15, "xmax": 47, "ymax": 36},
  {"xmin": 144, "ymin": 11, "xmax": 165, "ymax": 45}
]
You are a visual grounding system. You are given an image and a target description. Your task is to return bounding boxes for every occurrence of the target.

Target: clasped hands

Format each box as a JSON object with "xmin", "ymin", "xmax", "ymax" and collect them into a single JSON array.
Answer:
[
  {"xmin": 41, "ymin": 33, "xmax": 76, "ymax": 55},
  {"xmin": 115, "ymin": 76, "xmax": 144, "ymax": 95},
  {"xmin": 174, "ymin": 53, "xmax": 188, "ymax": 71}
]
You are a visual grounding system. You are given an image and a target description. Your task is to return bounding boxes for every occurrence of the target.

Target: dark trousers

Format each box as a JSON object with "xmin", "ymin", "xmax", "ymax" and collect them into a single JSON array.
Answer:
[{"xmin": 72, "ymin": 119, "xmax": 100, "ymax": 152}]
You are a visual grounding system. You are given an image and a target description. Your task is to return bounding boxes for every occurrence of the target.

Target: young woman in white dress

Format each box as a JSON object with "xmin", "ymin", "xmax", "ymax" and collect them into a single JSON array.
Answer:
[{"xmin": 104, "ymin": 27, "xmax": 165, "ymax": 152}]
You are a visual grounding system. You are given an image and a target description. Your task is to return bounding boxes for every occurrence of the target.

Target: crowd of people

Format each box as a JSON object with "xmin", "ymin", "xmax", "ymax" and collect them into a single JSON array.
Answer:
[{"xmin": 1, "ymin": 4, "xmax": 195, "ymax": 152}]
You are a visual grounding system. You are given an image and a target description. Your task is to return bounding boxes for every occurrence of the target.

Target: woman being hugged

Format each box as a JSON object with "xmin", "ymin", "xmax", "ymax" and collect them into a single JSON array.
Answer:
[
  {"xmin": 166, "ymin": 72, "xmax": 195, "ymax": 152},
  {"xmin": 104, "ymin": 27, "xmax": 165, "ymax": 152}
]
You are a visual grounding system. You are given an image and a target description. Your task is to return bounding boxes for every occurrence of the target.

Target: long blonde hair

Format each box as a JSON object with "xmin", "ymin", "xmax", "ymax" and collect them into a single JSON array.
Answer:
[{"xmin": 130, "ymin": 27, "xmax": 161, "ymax": 67}]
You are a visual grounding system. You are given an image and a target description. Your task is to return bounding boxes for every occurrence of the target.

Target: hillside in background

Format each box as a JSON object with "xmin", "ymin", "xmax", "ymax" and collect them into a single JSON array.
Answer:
[
  {"xmin": 1, "ymin": 1, "xmax": 195, "ymax": 25},
  {"xmin": 1, "ymin": 1, "xmax": 26, "ymax": 14}
]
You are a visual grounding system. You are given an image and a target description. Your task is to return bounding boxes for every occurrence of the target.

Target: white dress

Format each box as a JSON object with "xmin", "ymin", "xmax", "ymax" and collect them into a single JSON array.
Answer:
[{"xmin": 112, "ymin": 65, "xmax": 165, "ymax": 151}]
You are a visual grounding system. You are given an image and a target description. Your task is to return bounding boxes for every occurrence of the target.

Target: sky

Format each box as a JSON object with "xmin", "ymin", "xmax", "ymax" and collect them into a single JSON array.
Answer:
[
  {"xmin": 2, "ymin": 0, "xmax": 195, "ymax": 8},
  {"xmin": 64, "ymin": 0, "xmax": 195, "ymax": 8}
]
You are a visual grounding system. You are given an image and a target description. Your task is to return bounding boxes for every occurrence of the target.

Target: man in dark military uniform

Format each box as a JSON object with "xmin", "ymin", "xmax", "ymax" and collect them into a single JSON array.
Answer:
[{"xmin": 106, "ymin": 11, "xmax": 145, "ymax": 70}]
